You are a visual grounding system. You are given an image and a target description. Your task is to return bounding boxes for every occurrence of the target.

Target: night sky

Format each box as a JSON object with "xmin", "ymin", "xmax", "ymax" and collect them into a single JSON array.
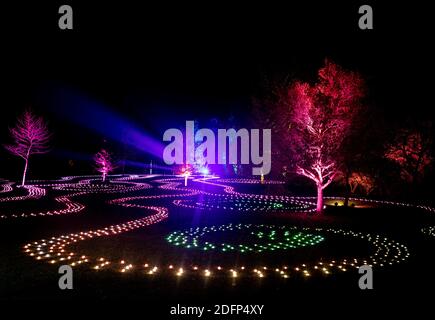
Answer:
[{"xmin": 1, "ymin": 2, "xmax": 433, "ymax": 179}]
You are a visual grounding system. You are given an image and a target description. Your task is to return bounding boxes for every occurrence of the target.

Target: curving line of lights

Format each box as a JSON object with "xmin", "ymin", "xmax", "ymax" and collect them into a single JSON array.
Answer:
[
  {"xmin": 173, "ymin": 196, "xmax": 314, "ymax": 213},
  {"xmin": 22, "ymin": 177, "xmax": 204, "ymax": 274},
  {"xmin": 26, "ymin": 175, "xmax": 108, "ymax": 183},
  {"xmin": 192, "ymin": 178, "xmax": 435, "ymax": 236},
  {"xmin": 23, "ymin": 220, "xmax": 409, "ymax": 279},
  {"xmin": 155, "ymin": 176, "xmax": 317, "ymax": 212},
  {"xmin": 0, "ymin": 181, "xmax": 14, "ymax": 193},
  {"xmin": 0, "ymin": 185, "xmax": 46, "ymax": 202},
  {"xmin": 108, "ymin": 178, "xmax": 201, "ymax": 206},
  {"xmin": 23, "ymin": 206, "xmax": 168, "ymax": 269},
  {"xmin": 1, "ymin": 175, "xmax": 153, "ymax": 219},
  {"xmin": 214, "ymin": 178, "xmax": 285, "ymax": 185},
  {"xmin": 155, "ymin": 176, "xmax": 435, "ymax": 237},
  {"xmin": 12, "ymin": 174, "xmax": 431, "ymax": 281},
  {"xmin": 21, "ymin": 176, "xmax": 412, "ymax": 280},
  {"xmin": 144, "ymin": 177, "xmax": 435, "ymax": 239}
]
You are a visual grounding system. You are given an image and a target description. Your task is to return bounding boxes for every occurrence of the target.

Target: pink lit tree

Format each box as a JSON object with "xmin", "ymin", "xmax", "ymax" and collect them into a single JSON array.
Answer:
[
  {"xmin": 94, "ymin": 149, "xmax": 114, "ymax": 182},
  {"xmin": 268, "ymin": 60, "xmax": 365, "ymax": 212},
  {"xmin": 340, "ymin": 171, "xmax": 375, "ymax": 196},
  {"xmin": 385, "ymin": 129, "xmax": 432, "ymax": 183},
  {"xmin": 4, "ymin": 110, "xmax": 51, "ymax": 186}
]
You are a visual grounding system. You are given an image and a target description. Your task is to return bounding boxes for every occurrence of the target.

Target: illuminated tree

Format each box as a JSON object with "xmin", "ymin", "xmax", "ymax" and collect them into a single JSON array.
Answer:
[
  {"xmin": 4, "ymin": 110, "xmax": 51, "ymax": 186},
  {"xmin": 353, "ymin": 172, "xmax": 375, "ymax": 195},
  {"xmin": 94, "ymin": 149, "xmax": 114, "ymax": 182},
  {"xmin": 385, "ymin": 130, "xmax": 432, "ymax": 183},
  {"xmin": 268, "ymin": 60, "xmax": 365, "ymax": 212},
  {"xmin": 344, "ymin": 172, "xmax": 375, "ymax": 195},
  {"xmin": 339, "ymin": 109, "xmax": 382, "ymax": 205}
]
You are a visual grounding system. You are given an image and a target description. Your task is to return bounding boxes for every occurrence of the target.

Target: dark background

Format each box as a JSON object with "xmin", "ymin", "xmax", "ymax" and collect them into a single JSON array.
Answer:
[
  {"xmin": 1, "ymin": 1, "xmax": 434, "ymax": 314},
  {"xmin": 1, "ymin": 1, "xmax": 433, "ymax": 181}
]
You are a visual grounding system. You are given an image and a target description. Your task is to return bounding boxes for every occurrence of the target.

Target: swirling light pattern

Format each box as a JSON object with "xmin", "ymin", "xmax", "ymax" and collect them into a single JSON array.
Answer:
[
  {"xmin": 173, "ymin": 195, "xmax": 313, "ymax": 213},
  {"xmin": 0, "ymin": 185, "xmax": 46, "ymax": 202},
  {"xmin": 185, "ymin": 177, "xmax": 435, "ymax": 235},
  {"xmin": 214, "ymin": 178, "xmax": 285, "ymax": 185},
  {"xmin": 23, "ymin": 206, "xmax": 168, "ymax": 268},
  {"xmin": 23, "ymin": 221, "xmax": 409, "ymax": 279},
  {"xmin": 16, "ymin": 174, "xmax": 433, "ymax": 280},
  {"xmin": 0, "ymin": 181, "xmax": 14, "ymax": 193},
  {"xmin": 0, "ymin": 175, "xmax": 152, "ymax": 219}
]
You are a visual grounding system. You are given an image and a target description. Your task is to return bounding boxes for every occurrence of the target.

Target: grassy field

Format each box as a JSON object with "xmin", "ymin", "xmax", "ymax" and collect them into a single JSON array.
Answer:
[{"xmin": 1, "ymin": 176, "xmax": 434, "ymax": 316}]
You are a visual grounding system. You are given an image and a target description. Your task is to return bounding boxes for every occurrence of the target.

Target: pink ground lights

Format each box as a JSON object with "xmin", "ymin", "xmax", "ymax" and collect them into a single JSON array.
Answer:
[
  {"xmin": 0, "ymin": 175, "xmax": 151, "ymax": 219},
  {"xmin": 10, "ymin": 175, "xmax": 433, "ymax": 280}
]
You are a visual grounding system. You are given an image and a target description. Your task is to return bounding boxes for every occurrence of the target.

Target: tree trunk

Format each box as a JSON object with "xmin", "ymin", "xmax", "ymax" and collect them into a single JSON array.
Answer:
[
  {"xmin": 21, "ymin": 159, "xmax": 29, "ymax": 186},
  {"xmin": 102, "ymin": 173, "xmax": 106, "ymax": 182},
  {"xmin": 316, "ymin": 184, "xmax": 323, "ymax": 213},
  {"xmin": 344, "ymin": 195, "xmax": 349, "ymax": 207},
  {"xmin": 344, "ymin": 170, "xmax": 350, "ymax": 207}
]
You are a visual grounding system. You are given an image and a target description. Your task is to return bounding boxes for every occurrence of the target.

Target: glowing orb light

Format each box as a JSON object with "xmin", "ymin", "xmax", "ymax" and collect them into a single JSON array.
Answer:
[{"xmin": 199, "ymin": 166, "xmax": 210, "ymax": 176}]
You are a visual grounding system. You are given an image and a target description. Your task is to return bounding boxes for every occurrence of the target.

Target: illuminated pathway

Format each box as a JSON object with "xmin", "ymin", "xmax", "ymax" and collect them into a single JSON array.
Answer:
[
  {"xmin": 19, "ymin": 175, "xmax": 434, "ymax": 280},
  {"xmin": 192, "ymin": 177, "xmax": 435, "ymax": 238},
  {"xmin": 0, "ymin": 181, "xmax": 14, "ymax": 193},
  {"xmin": 0, "ymin": 185, "xmax": 46, "ymax": 202},
  {"xmin": 23, "ymin": 206, "xmax": 168, "ymax": 270},
  {"xmin": 0, "ymin": 175, "xmax": 152, "ymax": 219},
  {"xmin": 173, "ymin": 176, "xmax": 318, "ymax": 213}
]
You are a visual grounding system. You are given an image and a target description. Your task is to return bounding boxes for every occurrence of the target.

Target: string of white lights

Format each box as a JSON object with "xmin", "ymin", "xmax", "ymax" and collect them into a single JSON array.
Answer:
[
  {"xmin": 21, "ymin": 175, "xmax": 415, "ymax": 280},
  {"xmin": 0, "ymin": 181, "xmax": 14, "ymax": 193},
  {"xmin": 0, "ymin": 175, "xmax": 152, "ymax": 219},
  {"xmin": 0, "ymin": 185, "xmax": 46, "ymax": 202}
]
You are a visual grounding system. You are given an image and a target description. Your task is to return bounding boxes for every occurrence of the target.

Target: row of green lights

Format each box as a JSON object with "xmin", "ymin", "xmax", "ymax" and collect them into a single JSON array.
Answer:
[{"xmin": 166, "ymin": 223, "xmax": 325, "ymax": 254}]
